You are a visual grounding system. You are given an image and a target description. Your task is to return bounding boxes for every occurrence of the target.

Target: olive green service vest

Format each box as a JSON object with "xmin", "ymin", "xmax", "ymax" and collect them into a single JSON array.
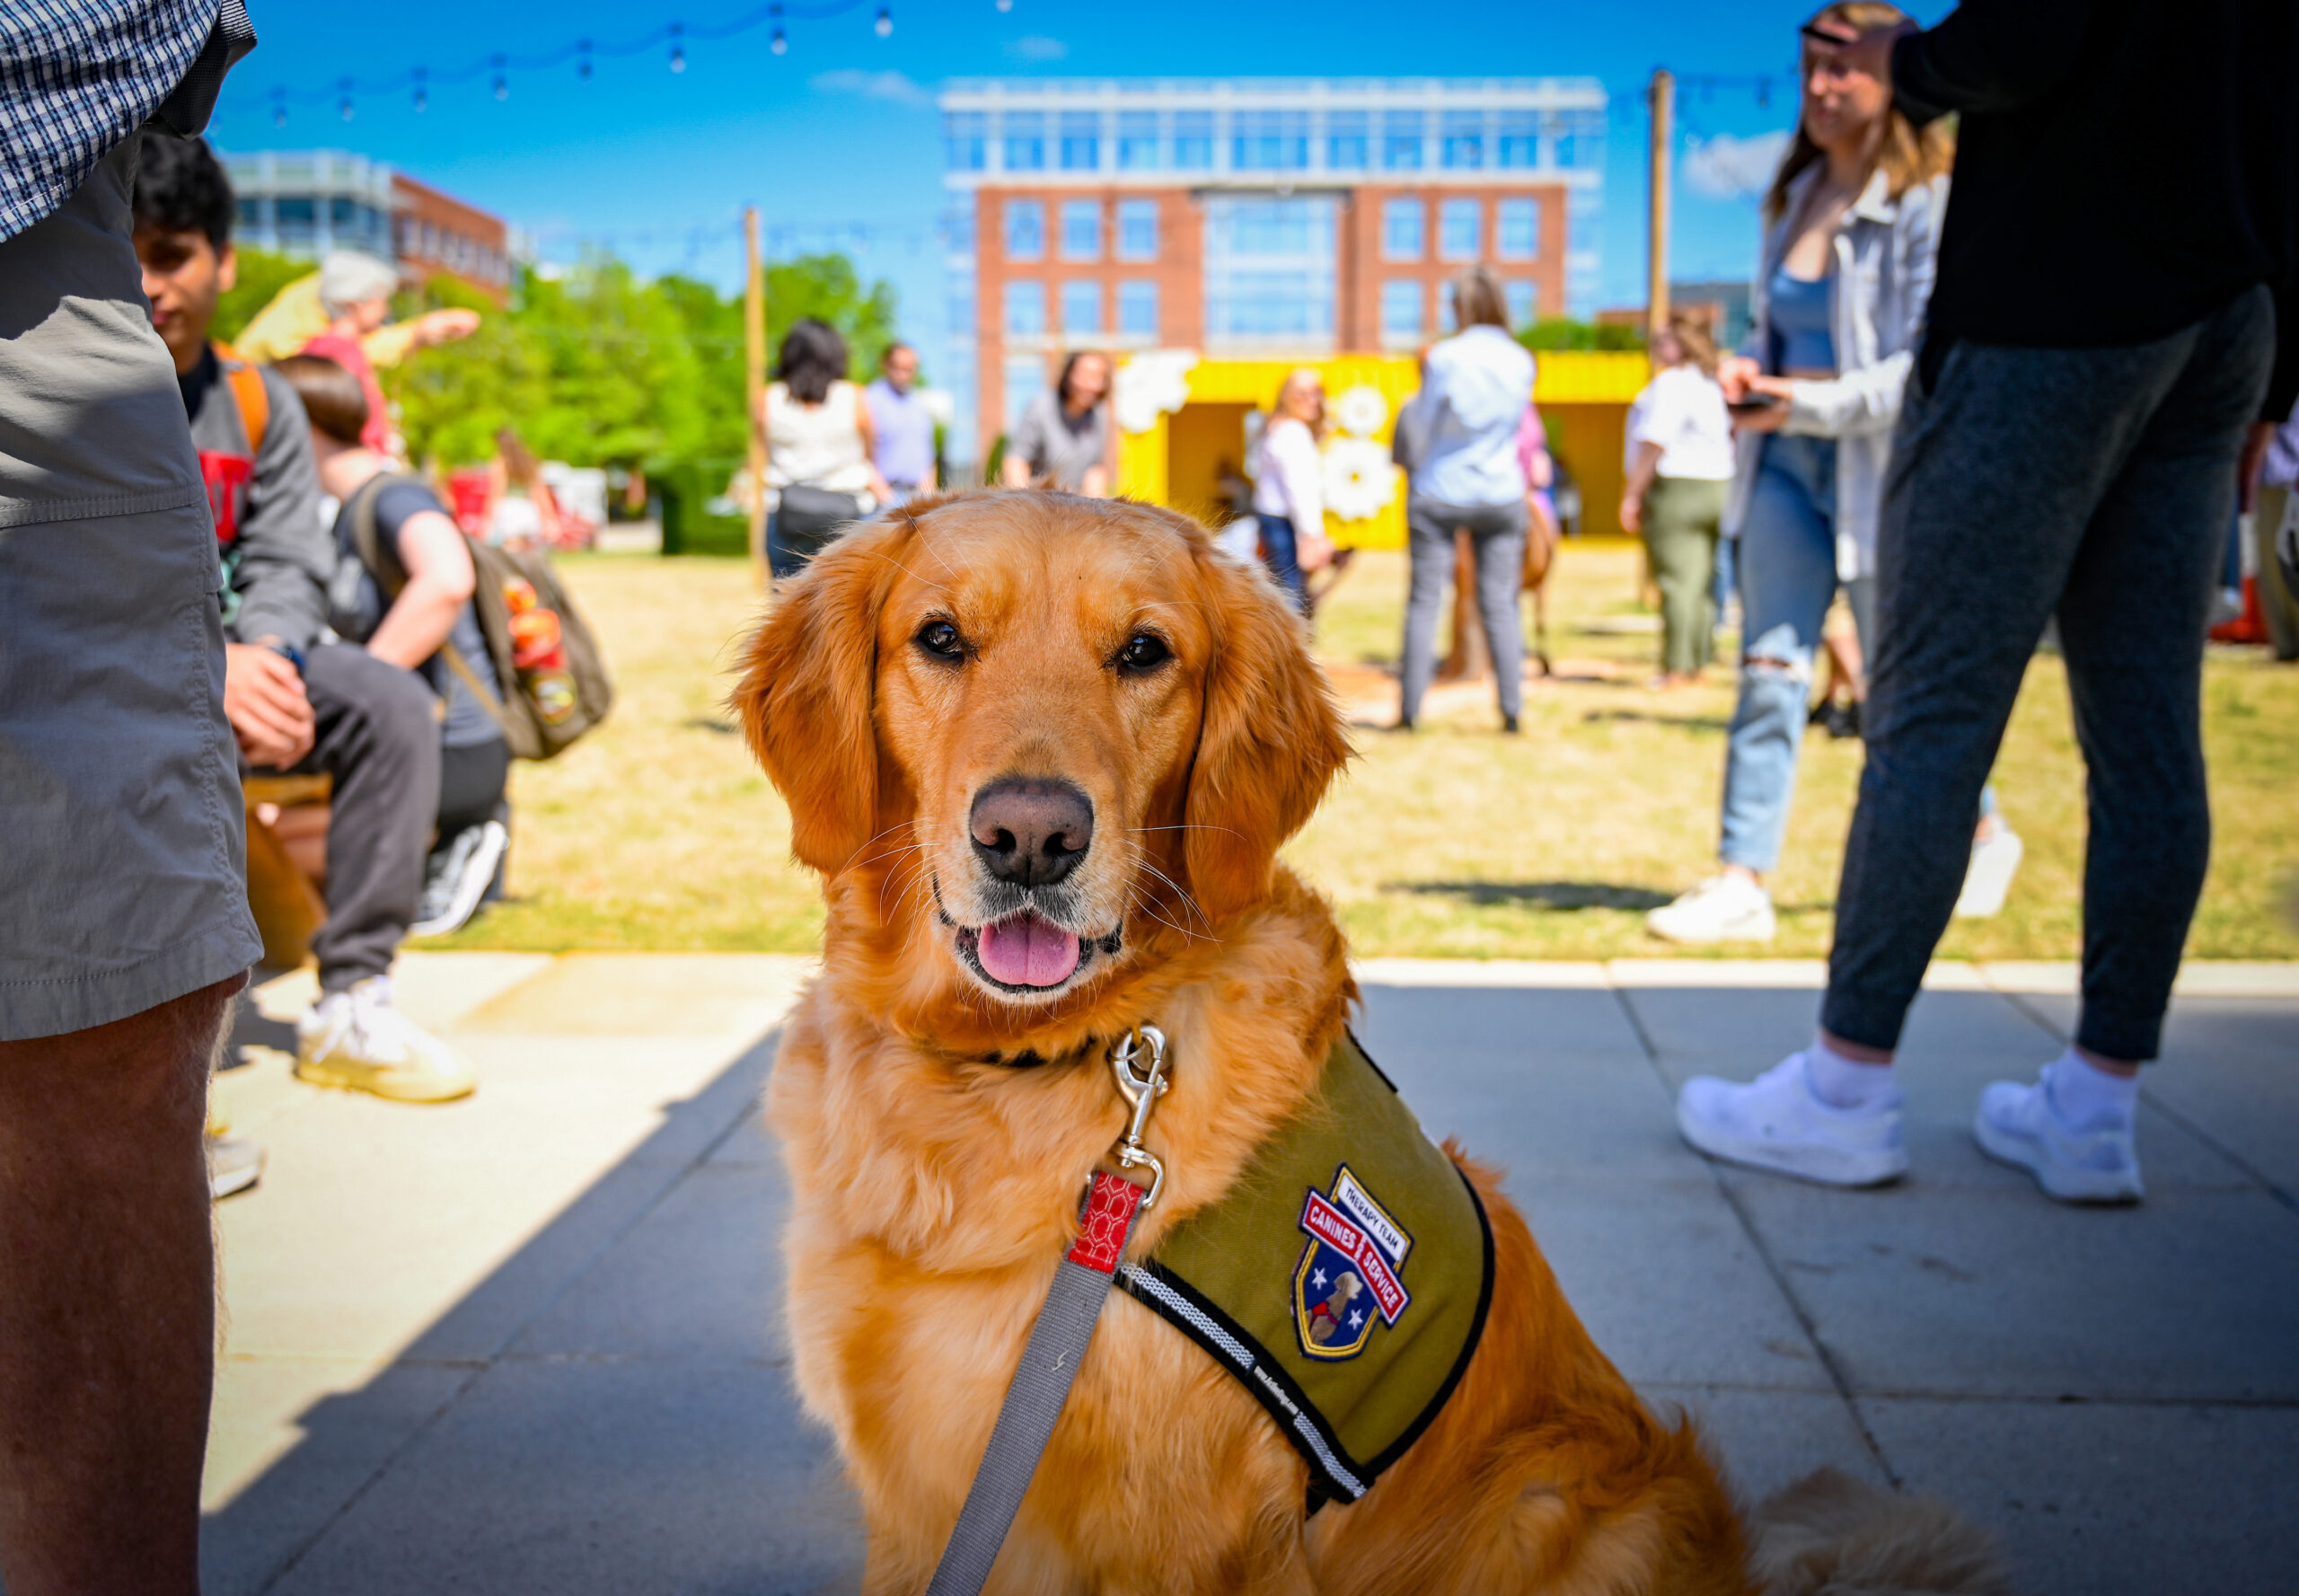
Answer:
[{"xmin": 1115, "ymin": 1030, "xmax": 1494, "ymax": 1509}]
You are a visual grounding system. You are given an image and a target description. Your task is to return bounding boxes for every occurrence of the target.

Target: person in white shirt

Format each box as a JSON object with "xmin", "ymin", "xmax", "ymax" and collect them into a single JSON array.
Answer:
[
  {"xmin": 1250, "ymin": 368, "xmax": 1330, "ymax": 612},
  {"xmin": 760, "ymin": 317, "xmax": 891, "ymax": 578},
  {"xmin": 1621, "ymin": 315, "xmax": 1737, "ymax": 685},
  {"xmin": 1397, "ymin": 268, "xmax": 1537, "ymax": 733}
]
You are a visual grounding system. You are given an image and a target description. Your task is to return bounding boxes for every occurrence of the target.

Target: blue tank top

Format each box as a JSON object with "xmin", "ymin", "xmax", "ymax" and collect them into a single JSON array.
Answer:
[{"xmin": 1768, "ymin": 266, "xmax": 1836, "ymax": 372}]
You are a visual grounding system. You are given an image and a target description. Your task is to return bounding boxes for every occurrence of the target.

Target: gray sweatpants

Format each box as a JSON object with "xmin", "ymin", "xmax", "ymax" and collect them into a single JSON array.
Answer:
[
  {"xmin": 1400, "ymin": 495, "xmax": 1528, "ymax": 724},
  {"xmin": 1824, "ymin": 286, "xmax": 2276, "ymax": 1063}
]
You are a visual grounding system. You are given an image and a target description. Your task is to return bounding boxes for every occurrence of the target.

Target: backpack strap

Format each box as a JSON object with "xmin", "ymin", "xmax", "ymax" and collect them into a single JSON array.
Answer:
[
  {"xmin": 350, "ymin": 472, "xmax": 518, "ymax": 740},
  {"xmin": 213, "ymin": 341, "xmax": 269, "ymax": 454}
]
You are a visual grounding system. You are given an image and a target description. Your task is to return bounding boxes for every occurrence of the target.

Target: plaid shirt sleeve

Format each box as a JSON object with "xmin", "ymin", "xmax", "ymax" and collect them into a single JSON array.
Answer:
[{"xmin": 0, "ymin": 0, "xmax": 247, "ymax": 242}]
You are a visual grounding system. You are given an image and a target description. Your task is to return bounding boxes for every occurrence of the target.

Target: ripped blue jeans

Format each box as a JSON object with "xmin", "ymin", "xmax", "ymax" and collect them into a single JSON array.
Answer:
[{"xmin": 1719, "ymin": 435, "xmax": 1873, "ymax": 873}]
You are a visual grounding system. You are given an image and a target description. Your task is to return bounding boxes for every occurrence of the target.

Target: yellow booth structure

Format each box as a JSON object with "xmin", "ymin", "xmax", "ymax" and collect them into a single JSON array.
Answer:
[{"xmin": 1113, "ymin": 348, "xmax": 1652, "ymax": 549}]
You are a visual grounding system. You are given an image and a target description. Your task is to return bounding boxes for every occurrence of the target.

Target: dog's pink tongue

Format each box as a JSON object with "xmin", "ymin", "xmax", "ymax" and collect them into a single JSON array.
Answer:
[{"xmin": 977, "ymin": 913, "xmax": 1082, "ymax": 988}]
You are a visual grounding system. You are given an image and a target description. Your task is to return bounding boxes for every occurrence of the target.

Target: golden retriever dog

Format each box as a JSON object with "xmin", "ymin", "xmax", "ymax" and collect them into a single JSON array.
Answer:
[{"xmin": 737, "ymin": 489, "xmax": 2002, "ymax": 1595}]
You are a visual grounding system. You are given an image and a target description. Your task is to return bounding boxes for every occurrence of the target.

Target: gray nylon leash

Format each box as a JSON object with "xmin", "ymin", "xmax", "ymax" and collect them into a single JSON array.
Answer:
[
  {"xmin": 923, "ymin": 1027, "xmax": 1170, "ymax": 1596},
  {"xmin": 921, "ymin": 1172, "xmax": 1146, "ymax": 1596}
]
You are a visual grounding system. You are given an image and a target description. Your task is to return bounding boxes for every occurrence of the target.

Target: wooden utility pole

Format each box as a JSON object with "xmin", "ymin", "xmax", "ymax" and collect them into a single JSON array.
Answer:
[
  {"xmin": 743, "ymin": 205, "xmax": 768, "ymax": 592},
  {"xmin": 1646, "ymin": 68, "xmax": 1674, "ymax": 346}
]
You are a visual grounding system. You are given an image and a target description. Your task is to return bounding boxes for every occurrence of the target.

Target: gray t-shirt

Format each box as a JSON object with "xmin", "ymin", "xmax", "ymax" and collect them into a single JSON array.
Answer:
[{"xmin": 1009, "ymin": 391, "xmax": 1109, "ymax": 493}]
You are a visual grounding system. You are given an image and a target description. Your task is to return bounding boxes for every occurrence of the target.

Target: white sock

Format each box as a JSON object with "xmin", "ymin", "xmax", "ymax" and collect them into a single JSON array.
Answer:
[
  {"xmin": 1804, "ymin": 1036, "xmax": 1897, "ymax": 1109},
  {"xmin": 2043, "ymin": 1048, "xmax": 2138, "ymax": 1131}
]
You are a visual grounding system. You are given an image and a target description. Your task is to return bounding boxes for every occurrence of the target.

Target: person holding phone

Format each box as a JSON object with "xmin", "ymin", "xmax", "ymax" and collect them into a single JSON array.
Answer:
[{"xmin": 1647, "ymin": 0, "xmax": 1952, "ymax": 945}]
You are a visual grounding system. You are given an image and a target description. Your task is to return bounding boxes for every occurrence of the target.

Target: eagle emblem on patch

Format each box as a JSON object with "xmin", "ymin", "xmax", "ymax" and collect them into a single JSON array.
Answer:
[{"xmin": 1293, "ymin": 1165, "xmax": 1414, "ymax": 1361}]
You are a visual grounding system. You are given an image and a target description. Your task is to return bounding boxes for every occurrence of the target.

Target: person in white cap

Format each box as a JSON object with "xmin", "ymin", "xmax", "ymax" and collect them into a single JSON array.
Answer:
[{"xmin": 299, "ymin": 249, "xmax": 477, "ymax": 456}]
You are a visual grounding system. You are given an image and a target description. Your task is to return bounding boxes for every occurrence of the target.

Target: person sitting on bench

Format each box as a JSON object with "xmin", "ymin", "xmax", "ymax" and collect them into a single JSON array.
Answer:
[{"xmin": 135, "ymin": 132, "xmax": 477, "ymax": 1106}]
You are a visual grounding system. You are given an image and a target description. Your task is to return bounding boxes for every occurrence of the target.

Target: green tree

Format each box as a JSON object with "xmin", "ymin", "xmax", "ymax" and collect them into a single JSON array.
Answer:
[
  {"xmin": 212, "ymin": 246, "xmax": 311, "ymax": 345},
  {"xmin": 382, "ymin": 250, "xmax": 900, "ymax": 473},
  {"xmin": 1520, "ymin": 317, "xmax": 1646, "ymax": 353}
]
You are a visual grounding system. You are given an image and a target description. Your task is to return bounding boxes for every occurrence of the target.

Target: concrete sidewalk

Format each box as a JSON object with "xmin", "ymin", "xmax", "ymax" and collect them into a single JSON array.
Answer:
[{"xmin": 203, "ymin": 955, "xmax": 2299, "ymax": 1596}]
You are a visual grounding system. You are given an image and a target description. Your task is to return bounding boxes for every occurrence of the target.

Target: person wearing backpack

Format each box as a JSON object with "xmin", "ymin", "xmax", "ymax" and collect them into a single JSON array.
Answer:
[{"xmin": 136, "ymin": 133, "xmax": 477, "ymax": 1108}]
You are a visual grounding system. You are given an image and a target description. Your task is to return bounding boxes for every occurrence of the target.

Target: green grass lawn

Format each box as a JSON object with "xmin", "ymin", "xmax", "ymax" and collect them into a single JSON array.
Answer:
[{"xmin": 426, "ymin": 545, "xmax": 2299, "ymax": 961}]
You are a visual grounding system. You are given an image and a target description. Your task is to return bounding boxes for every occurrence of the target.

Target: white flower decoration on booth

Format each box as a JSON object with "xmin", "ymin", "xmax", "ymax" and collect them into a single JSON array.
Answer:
[
  {"xmin": 1331, "ymin": 384, "xmax": 1389, "ymax": 438},
  {"xmin": 1322, "ymin": 436, "xmax": 1398, "ymax": 525},
  {"xmin": 1114, "ymin": 349, "xmax": 1199, "ymax": 435}
]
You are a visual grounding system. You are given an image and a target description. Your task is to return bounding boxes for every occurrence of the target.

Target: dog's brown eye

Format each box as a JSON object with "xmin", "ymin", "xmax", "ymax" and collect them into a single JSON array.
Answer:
[
  {"xmin": 915, "ymin": 620, "xmax": 964, "ymax": 662},
  {"xmin": 1116, "ymin": 631, "xmax": 1171, "ymax": 673}
]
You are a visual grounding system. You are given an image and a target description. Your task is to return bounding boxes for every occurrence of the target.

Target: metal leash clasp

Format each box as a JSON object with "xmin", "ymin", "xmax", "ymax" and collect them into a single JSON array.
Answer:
[{"xmin": 1107, "ymin": 1024, "xmax": 1170, "ymax": 1210}]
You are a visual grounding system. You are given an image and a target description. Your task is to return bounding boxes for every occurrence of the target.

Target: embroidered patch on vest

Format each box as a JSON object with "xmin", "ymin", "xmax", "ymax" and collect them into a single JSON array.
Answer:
[{"xmin": 1293, "ymin": 1165, "xmax": 1413, "ymax": 1361}]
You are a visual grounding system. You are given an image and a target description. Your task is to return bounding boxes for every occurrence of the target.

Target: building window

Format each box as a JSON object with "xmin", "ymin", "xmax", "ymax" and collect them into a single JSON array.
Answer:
[
  {"xmin": 1505, "ymin": 280, "xmax": 1537, "ymax": 328},
  {"xmin": 1005, "ymin": 199, "xmax": 1044, "ymax": 261},
  {"xmin": 1381, "ymin": 198, "xmax": 1423, "ymax": 261},
  {"xmin": 236, "ymin": 198, "xmax": 261, "ymax": 231},
  {"xmin": 1440, "ymin": 110, "xmax": 1484, "ymax": 170},
  {"xmin": 1004, "ymin": 354, "xmax": 1046, "ymax": 430},
  {"xmin": 1060, "ymin": 280, "xmax": 1102, "ymax": 337},
  {"xmin": 1173, "ymin": 110, "xmax": 1214, "ymax": 171},
  {"xmin": 1116, "ymin": 199, "xmax": 1158, "ymax": 261},
  {"xmin": 1232, "ymin": 110, "xmax": 1308, "ymax": 172},
  {"xmin": 944, "ymin": 110, "xmax": 988, "ymax": 172},
  {"xmin": 1061, "ymin": 200, "xmax": 1101, "ymax": 261},
  {"xmin": 1498, "ymin": 111, "xmax": 1538, "ymax": 169},
  {"xmin": 1382, "ymin": 110, "xmax": 1424, "ymax": 170},
  {"xmin": 1439, "ymin": 198, "xmax": 1481, "ymax": 261},
  {"xmin": 1059, "ymin": 110, "xmax": 1099, "ymax": 172},
  {"xmin": 1202, "ymin": 194, "xmax": 1337, "ymax": 350},
  {"xmin": 1001, "ymin": 111, "xmax": 1045, "ymax": 172},
  {"xmin": 1118, "ymin": 280, "xmax": 1158, "ymax": 338},
  {"xmin": 1326, "ymin": 110, "xmax": 1368, "ymax": 170},
  {"xmin": 1497, "ymin": 198, "xmax": 1540, "ymax": 260},
  {"xmin": 1380, "ymin": 280, "xmax": 1423, "ymax": 340},
  {"xmin": 1005, "ymin": 280, "xmax": 1046, "ymax": 336},
  {"xmin": 1117, "ymin": 110, "xmax": 1159, "ymax": 170}
]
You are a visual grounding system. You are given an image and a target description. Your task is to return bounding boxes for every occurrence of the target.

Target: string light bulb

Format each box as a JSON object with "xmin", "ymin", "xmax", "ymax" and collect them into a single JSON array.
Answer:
[
  {"xmin": 771, "ymin": 7, "xmax": 788, "ymax": 56},
  {"xmin": 413, "ymin": 68, "xmax": 427, "ymax": 111},
  {"xmin": 876, "ymin": 5, "xmax": 894, "ymax": 37},
  {"xmin": 997, "ymin": 0, "xmax": 1012, "ymax": 11},
  {"xmin": 273, "ymin": 96, "xmax": 287, "ymax": 128},
  {"xmin": 339, "ymin": 79, "xmax": 354, "ymax": 120},
  {"xmin": 493, "ymin": 55, "xmax": 508, "ymax": 100},
  {"xmin": 578, "ymin": 40, "xmax": 593, "ymax": 80},
  {"xmin": 670, "ymin": 24, "xmax": 686, "ymax": 72},
  {"xmin": 1756, "ymin": 77, "xmax": 1770, "ymax": 108}
]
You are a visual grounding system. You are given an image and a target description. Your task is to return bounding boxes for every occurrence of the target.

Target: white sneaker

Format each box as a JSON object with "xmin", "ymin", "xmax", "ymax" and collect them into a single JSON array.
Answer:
[
  {"xmin": 1975, "ymin": 1073, "xmax": 2144, "ymax": 1204},
  {"xmin": 1954, "ymin": 825, "xmax": 2024, "ymax": 918},
  {"xmin": 295, "ymin": 976, "xmax": 477, "ymax": 1103},
  {"xmin": 1646, "ymin": 873, "xmax": 1777, "ymax": 944},
  {"xmin": 1678, "ymin": 1053, "xmax": 1909, "ymax": 1186}
]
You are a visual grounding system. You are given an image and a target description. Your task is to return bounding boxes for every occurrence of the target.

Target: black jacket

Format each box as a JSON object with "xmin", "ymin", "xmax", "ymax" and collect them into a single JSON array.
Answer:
[{"xmin": 1893, "ymin": 0, "xmax": 2297, "ymax": 418}]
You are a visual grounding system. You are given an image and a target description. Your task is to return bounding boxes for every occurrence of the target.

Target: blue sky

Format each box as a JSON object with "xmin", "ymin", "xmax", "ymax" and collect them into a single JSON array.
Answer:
[{"xmin": 211, "ymin": 0, "xmax": 1951, "ymax": 374}]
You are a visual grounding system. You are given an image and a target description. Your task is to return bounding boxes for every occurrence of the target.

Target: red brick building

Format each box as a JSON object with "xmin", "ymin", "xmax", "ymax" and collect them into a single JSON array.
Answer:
[{"xmin": 941, "ymin": 80, "xmax": 1608, "ymax": 460}]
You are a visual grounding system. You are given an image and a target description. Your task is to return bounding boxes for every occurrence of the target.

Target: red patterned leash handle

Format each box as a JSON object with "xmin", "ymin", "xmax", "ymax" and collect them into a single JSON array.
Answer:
[{"xmin": 924, "ymin": 1027, "xmax": 1171, "ymax": 1596}]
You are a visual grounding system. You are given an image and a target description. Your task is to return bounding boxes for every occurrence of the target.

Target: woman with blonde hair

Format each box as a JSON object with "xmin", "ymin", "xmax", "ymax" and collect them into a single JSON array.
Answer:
[
  {"xmin": 1250, "ymin": 367, "xmax": 1331, "ymax": 612},
  {"xmin": 1648, "ymin": 0, "xmax": 1953, "ymax": 944},
  {"xmin": 1622, "ymin": 312, "xmax": 1735, "ymax": 685}
]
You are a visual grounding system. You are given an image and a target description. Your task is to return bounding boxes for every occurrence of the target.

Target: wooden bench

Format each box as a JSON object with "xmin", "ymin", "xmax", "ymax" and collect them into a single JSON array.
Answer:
[{"xmin": 242, "ymin": 773, "xmax": 330, "ymax": 968}]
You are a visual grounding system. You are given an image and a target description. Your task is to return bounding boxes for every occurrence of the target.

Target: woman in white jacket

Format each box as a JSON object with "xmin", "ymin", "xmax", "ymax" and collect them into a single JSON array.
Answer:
[
  {"xmin": 1649, "ymin": 0, "xmax": 1953, "ymax": 944},
  {"xmin": 1251, "ymin": 368, "xmax": 1328, "ymax": 613}
]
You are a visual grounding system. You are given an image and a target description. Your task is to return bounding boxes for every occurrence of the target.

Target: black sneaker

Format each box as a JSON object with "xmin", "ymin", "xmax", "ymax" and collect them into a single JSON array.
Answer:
[
  {"xmin": 1812, "ymin": 701, "xmax": 1863, "ymax": 741},
  {"xmin": 411, "ymin": 820, "xmax": 509, "ymax": 938}
]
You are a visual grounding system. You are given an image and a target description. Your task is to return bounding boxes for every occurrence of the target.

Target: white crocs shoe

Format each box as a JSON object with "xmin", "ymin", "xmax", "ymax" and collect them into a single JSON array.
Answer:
[
  {"xmin": 1975, "ymin": 1073, "xmax": 2144, "ymax": 1204},
  {"xmin": 1646, "ymin": 872, "xmax": 1777, "ymax": 944},
  {"xmin": 1677, "ymin": 1053, "xmax": 1908, "ymax": 1186}
]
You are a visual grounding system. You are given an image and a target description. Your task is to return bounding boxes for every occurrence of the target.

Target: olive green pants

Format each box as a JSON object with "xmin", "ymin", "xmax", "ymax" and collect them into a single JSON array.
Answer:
[{"xmin": 1643, "ymin": 475, "xmax": 1728, "ymax": 677}]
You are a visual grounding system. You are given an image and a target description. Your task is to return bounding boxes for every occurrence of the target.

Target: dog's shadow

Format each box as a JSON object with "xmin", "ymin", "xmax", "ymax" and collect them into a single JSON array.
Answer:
[{"xmin": 1391, "ymin": 880, "xmax": 1674, "ymax": 913}]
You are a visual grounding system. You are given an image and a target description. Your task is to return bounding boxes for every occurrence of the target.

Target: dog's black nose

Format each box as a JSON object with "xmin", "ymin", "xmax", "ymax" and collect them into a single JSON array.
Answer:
[{"xmin": 970, "ymin": 779, "xmax": 1093, "ymax": 887}]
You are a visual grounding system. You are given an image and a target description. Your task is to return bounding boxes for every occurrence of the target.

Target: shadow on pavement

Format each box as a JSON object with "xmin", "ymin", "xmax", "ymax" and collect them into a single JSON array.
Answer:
[{"xmin": 203, "ymin": 1024, "xmax": 867, "ymax": 1596}]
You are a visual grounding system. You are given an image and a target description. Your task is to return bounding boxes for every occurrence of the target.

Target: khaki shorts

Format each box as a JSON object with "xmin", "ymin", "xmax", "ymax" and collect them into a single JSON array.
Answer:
[{"xmin": 0, "ymin": 132, "xmax": 260, "ymax": 1039}]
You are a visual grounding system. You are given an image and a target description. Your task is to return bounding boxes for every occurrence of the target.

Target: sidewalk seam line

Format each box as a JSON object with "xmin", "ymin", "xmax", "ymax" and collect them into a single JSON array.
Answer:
[{"xmin": 1607, "ymin": 983, "xmax": 1905, "ymax": 1491}]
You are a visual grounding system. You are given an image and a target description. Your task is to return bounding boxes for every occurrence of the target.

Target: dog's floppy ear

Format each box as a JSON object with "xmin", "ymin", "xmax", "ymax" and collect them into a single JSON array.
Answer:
[
  {"xmin": 1183, "ymin": 544, "xmax": 1352, "ymax": 921},
  {"xmin": 734, "ymin": 519, "xmax": 905, "ymax": 875}
]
